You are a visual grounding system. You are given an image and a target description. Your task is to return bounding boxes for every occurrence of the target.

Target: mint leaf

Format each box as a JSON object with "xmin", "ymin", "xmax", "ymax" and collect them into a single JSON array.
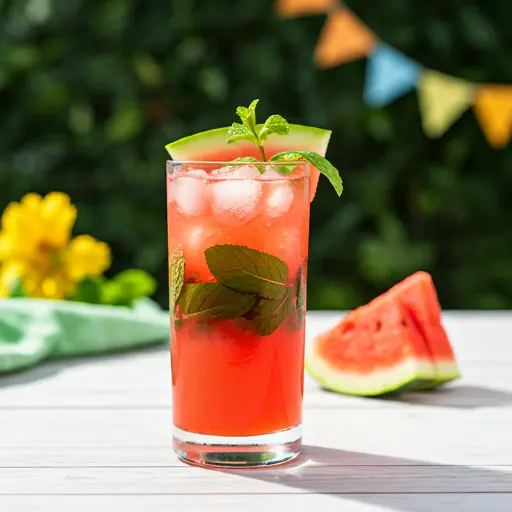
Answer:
[
  {"xmin": 259, "ymin": 114, "xmax": 290, "ymax": 142},
  {"xmin": 296, "ymin": 267, "xmax": 306, "ymax": 311},
  {"xmin": 205, "ymin": 244, "xmax": 288, "ymax": 300},
  {"xmin": 247, "ymin": 99, "xmax": 260, "ymax": 131},
  {"xmin": 169, "ymin": 247, "xmax": 185, "ymax": 312},
  {"xmin": 295, "ymin": 267, "xmax": 306, "ymax": 328},
  {"xmin": 236, "ymin": 99, "xmax": 259, "ymax": 132},
  {"xmin": 179, "ymin": 283, "xmax": 255, "ymax": 319},
  {"xmin": 271, "ymin": 163, "xmax": 298, "ymax": 175},
  {"xmin": 271, "ymin": 150, "xmax": 343, "ymax": 196},
  {"xmin": 250, "ymin": 291, "xmax": 294, "ymax": 336},
  {"xmin": 236, "ymin": 106, "xmax": 250, "ymax": 122},
  {"xmin": 227, "ymin": 156, "xmax": 260, "ymax": 164},
  {"xmin": 225, "ymin": 156, "xmax": 267, "ymax": 175},
  {"xmin": 227, "ymin": 123, "xmax": 258, "ymax": 145}
]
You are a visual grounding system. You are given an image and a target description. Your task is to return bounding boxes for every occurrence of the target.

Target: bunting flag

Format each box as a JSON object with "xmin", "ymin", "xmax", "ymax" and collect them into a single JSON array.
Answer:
[
  {"xmin": 473, "ymin": 85, "xmax": 512, "ymax": 149},
  {"xmin": 314, "ymin": 7, "xmax": 375, "ymax": 69},
  {"xmin": 364, "ymin": 43, "xmax": 421, "ymax": 107},
  {"xmin": 418, "ymin": 71, "xmax": 475, "ymax": 138},
  {"xmin": 277, "ymin": 0, "xmax": 334, "ymax": 17},
  {"xmin": 276, "ymin": 0, "xmax": 511, "ymax": 148}
]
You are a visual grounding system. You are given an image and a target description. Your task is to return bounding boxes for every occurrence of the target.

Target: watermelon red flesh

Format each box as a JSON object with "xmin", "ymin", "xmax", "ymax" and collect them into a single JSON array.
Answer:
[
  {"xmin": 165, "ymin": 125, "xmax": 332, "ymax": 202},
  {"xmin": 387, "ymin": 272, "xmax": 460, "ymax": 385},
  {"xmin": 306, "ymin": 297, "xmax": 437, "ymax": 397}
]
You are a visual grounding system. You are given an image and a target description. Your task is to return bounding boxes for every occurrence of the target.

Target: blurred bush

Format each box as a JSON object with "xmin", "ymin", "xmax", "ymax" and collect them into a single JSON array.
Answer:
[{"xmin": 1, "ymin": 0, "xmax": 511, "ymax": 309}]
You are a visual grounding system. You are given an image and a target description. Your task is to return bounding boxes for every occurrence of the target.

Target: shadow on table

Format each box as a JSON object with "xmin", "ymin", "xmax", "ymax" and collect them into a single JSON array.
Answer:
[
  {"xmin": 0, "ymin": 342, "xmax": 166, "ymax": 389},
  {"xmin": 376, "ymin": 384, "xmax": 512, "ymax": 409},
  {"xmin": 235, "ymin": 445, "xmax": 512, "ymax": 512}
]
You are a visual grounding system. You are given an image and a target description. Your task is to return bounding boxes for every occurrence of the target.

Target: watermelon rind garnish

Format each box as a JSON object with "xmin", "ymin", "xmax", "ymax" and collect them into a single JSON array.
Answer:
[{"xmin": 165, "ymin": 124, "xmax": 331, "ymax": 160}]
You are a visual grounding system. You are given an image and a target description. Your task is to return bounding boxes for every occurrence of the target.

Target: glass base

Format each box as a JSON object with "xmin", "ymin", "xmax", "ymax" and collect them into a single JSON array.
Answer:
[{"xmin": 173, "ymin": 425, "xmax": 302, "ymax": 468}]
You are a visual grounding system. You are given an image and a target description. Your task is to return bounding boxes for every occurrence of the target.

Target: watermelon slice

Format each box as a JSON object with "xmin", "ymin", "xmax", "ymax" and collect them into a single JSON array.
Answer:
[
  {"xmin": 306, "ymin": 272, "xmax": 460, "ymax": 396},
  {"xmin": 165, "ymin": 125, "xmax": 331, "ymax": 202},
  {"xmin": 391, "ymin": 271, "xmax": 461, "ymax": 386}
]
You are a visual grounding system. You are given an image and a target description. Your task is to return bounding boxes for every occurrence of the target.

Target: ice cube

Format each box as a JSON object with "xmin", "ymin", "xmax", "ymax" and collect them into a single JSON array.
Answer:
[
  {"xmin": 211, "ymin": 164, "xmax": 262, "ymax": 179},
  {"xmin": 210, "ymin": 179, "xmax": 262, "ymax": 223},
  {"xmin": 266, "ymin": 183, "xmax": 294, "ymax": 217},
  {"xmin": 259, "ymin": 167, "xmax": 284, "ymax": 180},
  {"xmin": 173, "ymin": 169, "xmax": 208, "ymax": 216},
  {"xmin": 182, "ymin": 221, "xmax": 219, "ymax": 281}
]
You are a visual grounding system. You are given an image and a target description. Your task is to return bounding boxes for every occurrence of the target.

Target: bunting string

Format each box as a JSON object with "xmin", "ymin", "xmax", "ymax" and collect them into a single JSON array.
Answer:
[{"xmin": 277, "ymin": 0, "xmax": 512, "ymax": 148}]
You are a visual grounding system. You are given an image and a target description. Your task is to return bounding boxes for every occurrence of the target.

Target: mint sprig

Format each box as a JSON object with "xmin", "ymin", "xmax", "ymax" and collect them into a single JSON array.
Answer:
[
  {"xmin": 226, "ymin": 100, "xmax": 343, "ymax": 196},
  {"xmin": 227, "ymin": 99, "xmax": 290, "ymax": 163}
]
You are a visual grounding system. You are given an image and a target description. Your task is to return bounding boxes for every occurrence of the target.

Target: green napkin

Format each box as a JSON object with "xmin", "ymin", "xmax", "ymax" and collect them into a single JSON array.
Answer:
[{"xmin": 0, "ymin": 297, "xmax": 170, "ymax": 374}]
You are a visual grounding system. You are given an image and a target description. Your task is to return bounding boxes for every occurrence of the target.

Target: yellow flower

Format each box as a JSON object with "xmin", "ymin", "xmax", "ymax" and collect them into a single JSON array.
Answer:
[
  {"xmin": 66, "ymin": 235, "xmax": 111, "ymax": 282},
  {"xmin": 0, "ymin": 192, "xmax": 111, "ymax": 299}
]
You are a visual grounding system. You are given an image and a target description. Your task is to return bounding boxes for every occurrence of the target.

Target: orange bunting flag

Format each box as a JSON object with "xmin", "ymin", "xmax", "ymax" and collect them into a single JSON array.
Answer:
[
  {"xmin": 277, "ymin": 0, "xmax": 334, "ymax": 18},
  {"xmin": 314, "ymin": 7, "xmax": 376, "ymax": 69},
  {"xmin": 474, "ymin": 85, "xmax": 512, "ymax": 149}
]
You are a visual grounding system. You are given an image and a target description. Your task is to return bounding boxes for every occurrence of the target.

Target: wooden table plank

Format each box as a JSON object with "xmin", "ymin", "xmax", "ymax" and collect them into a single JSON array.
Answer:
[
  {"xmin": 2, "ymin": 409, "xmax": 512, "ymax": 466},
  {"xmin": 3, "ymin": 494, "xmax": 512, "ymax": 512},
  {"xmin": 1, "ymin": 465, "xmax": 512, "ymax": 494}
]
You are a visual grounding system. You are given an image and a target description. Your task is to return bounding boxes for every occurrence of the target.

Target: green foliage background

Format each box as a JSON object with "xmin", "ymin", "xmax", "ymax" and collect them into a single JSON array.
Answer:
[{"xmin": 1, "ymin": 0, "xmax": 511, "ymax": 310}]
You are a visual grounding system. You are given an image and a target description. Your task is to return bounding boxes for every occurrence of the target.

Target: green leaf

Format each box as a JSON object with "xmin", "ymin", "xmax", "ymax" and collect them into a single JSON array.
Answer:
[
  {"xmin": 68, "ymin": 277, "xmax": 104, "ymax": 304},
  {"xmin": 100, "ymin": 270, "xmax": 157, "ymax": 307},
  {"xmin": 106, "ymin": 101, "xmax": 143, "ymax": 143},
  {"xmin": 205, "ymin": 244, "xmax": 289, "ymax": 300},
  {"xmin": 294, "ymin": 267, "xmax": 306, "ymax": 329},
  {"xmin": 8, "ymin": 278, "xmax": 28, "ymax": 298},
  {"xmin": 270, "ymin": 150, "xmax": 343, "ymax": 196},
  {"xmin": 250, "ymin": 291, "xmax": 294, "ymax": 336},
  {"xmin": 226, "ymin": 156, "xmax": 266, "ymax": 175},
  {"xmin": 169, "ymin": 247, "xmax": 185, "ymax": 312},
  {"xmin": 236, "ymin": 106, "xmax": 249, "ymax": 117},
  {"xmin": 227, "ymin": 156, "xmax": 260, "ymax": 164},
  {"xmin": 179, "ymin": 283, "xmax": 256, "ymax": 319},
  {"xmin": 296, "ymin": 267, "xmax": 306, "ymax": 310},
  {"xmin": 236, "ymin": 99, "xmax": 259, "ymax": 132},
  {"xmin": 114, "ymin": 269, "xmax": 156, "ymax": 298},
  {"xmin": 259, "ymin": 114, "xmax": 290, "ymax": 142},
  {"xmin": 226, "ymin": 123, "xmax": 258, "ymax": 145}
]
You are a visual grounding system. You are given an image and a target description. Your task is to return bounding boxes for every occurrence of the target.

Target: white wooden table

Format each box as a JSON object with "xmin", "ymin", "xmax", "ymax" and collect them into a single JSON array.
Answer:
[{"xmin": 1, "ymin": 312, "xmax": 512, "ymax": 511}]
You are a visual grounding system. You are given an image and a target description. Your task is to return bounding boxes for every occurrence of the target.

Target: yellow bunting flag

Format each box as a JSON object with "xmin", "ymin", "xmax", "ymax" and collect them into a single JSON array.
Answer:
[
  {"xmin": 473, "ymin": 85, "xmax": 512, "ymax": 148},
  {"xmin": 314, "ymin": 7, "xmax": 376, "ymax": 69},
  {"xmin": 277, "ymin": 0, "xmax": 334, "ymax": 17},
  {"xmin": 418, "ymin": 70, "xmax": 474, "ymax": 138}
]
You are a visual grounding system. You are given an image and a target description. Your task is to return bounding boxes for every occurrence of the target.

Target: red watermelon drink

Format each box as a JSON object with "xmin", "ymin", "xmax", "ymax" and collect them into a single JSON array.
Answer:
[{"xmin": 165, "ymin": 101, "xmax": 342, "ymax": 468}]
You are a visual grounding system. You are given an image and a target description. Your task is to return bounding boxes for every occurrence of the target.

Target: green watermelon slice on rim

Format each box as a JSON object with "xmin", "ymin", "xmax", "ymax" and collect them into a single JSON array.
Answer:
[
  {"xmin": 165, "ymin": 125, "xmax": 332, "ymax": 202},
  {"xmin": 306, "ymin": 272, "xmax": 461, "ymax": 397}
]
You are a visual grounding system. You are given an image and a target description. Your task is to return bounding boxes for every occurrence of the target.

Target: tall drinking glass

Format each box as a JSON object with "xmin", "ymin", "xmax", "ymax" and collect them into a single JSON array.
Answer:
[{"xmin": 167, "ymin": 161, "xmax": 310, "ymax": 467}]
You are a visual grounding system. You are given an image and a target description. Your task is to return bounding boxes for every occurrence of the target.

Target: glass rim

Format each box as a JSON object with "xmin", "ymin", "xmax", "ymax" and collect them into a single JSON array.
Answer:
[{"xmin": 166, "ymin": 160, "xmax": 310, "ymax": 167}]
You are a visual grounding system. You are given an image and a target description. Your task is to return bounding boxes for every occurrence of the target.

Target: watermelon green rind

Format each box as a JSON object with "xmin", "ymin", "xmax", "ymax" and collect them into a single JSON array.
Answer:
[
  {"xmin": 165, "ymin": 124, "xmax": 332, "ymax": 160},
  {"xmin": 420, "ymin": 361, "xmax": 461, "ymax": 389},
  {"xmin": 305, "ymin": 345, "xmax": 438, "ymax": 397}
]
